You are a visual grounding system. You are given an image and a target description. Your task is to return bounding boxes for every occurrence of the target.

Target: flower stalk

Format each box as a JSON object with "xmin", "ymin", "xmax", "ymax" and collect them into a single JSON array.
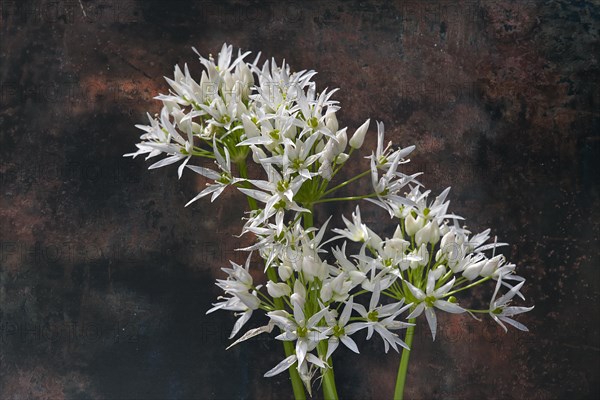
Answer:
[{"xmin": 394, "ymin": 319, "xmax": 415, "ymax": 400}]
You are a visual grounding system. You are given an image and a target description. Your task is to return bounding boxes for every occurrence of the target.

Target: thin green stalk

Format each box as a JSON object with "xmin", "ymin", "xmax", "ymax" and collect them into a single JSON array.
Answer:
[
  {"xmin": 322, "ymin": 169, "xmax": 371, "ymax": 197},
  {"xmin": 394, "ymin": 319, "xmax": 416, "ymax": 400},
  {"xmin": 238, "ymin": 159, "xmax": 305, "ymax": 399},
  {"xmin": 443, "ymin": 276, "xmax": 491, "ymax": 297},
  {"xmin": 302, "ymin": 206, "xmax": 339, "ymax": 400},
  {"xmin": 317, "ymin": 341, "xmax": 339, "ymax": 400},
  {"xmin": 313, "ymin": 193, "xmax": 377, "ymax": 204},
  {"xmin": 236, "ymin": 159, "xmax": 258, "ymax": 210},
  {"xmin": 266, "ymin": 266, "xmax": 307, "ymax": 400}
]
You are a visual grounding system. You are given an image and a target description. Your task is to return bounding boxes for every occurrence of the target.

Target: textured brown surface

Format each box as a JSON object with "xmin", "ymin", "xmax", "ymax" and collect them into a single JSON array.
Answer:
[{"xmin": 1, "ymin": 0, "xmax": 599, "ymax": 399}]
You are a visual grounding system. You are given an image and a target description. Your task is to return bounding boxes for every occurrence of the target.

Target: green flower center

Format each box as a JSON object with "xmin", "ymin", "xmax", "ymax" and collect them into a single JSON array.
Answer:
[
  {"xmin": 297, "ymin": 326, "xmax": 308, "ymax": 338},
  {"xmin": 275, "ymin": 199, "xmax": 287, "ymax": 210},
  {"xmin": 367, "ymin": 310, "xmax": 379, "ymax": 322},
  {"xmin": 291, "ymin": 158, "xmax": 303, "ymax": 170},
  {"xmin": 217, "ymin": 173, "xmax": 231, "ymax": 185},
  {"xmin": 333, "ymin": 325, "xmax": 345, "ymax": 337},
  {"xmin": 276, "ymin": 180, "xmax": 289, "ymax": 193},
  {"xmin": 425, "ymin": 296, "xmax": 436, "ymax": 308},
  {"xmin": 269, "ymin": 129, "xmax": 280, "ymax": 140}
]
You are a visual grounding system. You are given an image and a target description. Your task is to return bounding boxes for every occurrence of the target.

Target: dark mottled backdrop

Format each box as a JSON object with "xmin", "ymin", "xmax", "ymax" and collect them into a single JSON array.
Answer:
[{"xmin": 1, "ymin": 0, "xmax": 599, "ymax": 399}]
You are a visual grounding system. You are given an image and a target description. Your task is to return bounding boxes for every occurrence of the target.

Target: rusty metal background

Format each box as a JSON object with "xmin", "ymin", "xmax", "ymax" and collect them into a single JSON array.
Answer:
[{"xmin": 1, "ymin": 1, "xmax": 599, "ymax": 399}]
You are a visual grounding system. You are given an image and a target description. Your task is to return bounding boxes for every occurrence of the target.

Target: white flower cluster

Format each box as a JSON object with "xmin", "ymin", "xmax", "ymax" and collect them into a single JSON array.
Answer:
[{"xmin": 125, "ymin": 44, "xmax": 533, "ymax": 395}]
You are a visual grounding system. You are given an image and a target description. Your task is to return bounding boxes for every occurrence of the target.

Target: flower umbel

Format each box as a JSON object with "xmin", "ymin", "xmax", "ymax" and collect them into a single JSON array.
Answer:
[{"xmin": 126, "ymin": 43, "xmax": 534, "ymax": 399}]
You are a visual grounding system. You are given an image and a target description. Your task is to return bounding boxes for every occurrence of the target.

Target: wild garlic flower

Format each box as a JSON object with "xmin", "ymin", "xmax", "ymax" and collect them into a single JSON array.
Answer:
[
  {"xmin": 489, "ymin": 279, "xmax": 534, "ymax": 332},
  {"xmin": 127, "ymin": 43, "xmax": 534, "ymax": 395},
  {"xmin": 405, "ymin": 275, "xmax": 466, "ymax": 340},
  {"xmin": 348, "ymin": 281, "xmax": 414, "ymax": 353}
]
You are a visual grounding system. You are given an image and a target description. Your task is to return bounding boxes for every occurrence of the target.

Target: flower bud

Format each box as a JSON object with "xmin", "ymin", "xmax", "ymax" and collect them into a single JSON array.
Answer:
[
  {"xmin": 349, "ymin": 270, "xmax": 367, "ymax": 286},
  {"xmin": 302, "ymin": 255, "xmax": 325, "ymax": 281},
  {"xmin": 267, "ymin": 281, "xmax": 291, "ymax": 298},
  {"xmin": 462, "ymin": 259, "xmax": 486, "ymax": 281},
  {"xmin": 293, "ymin": 280, "xmax": 306, "ymax": 300},
  {"xmin": 331, "ymin": 273, "xmax": 346, "ymax": 293},
  {"xmin": 430, "ymin": 265, "xmax": 446, "ymax": 280},
  {"xmin": 410, "ymin": 245, "xmax": 429, "ymax": 270},
  {"xmin": 335, "ymin": 153, "xmax": 349, "ymax": 164},
  {"xmin": 236, "ymin": 291, "xmax": 261, "ymax": 310},
  {"xmin": 415, "ymin": 221, "xmax": 439, "ymax": 247},
  {"xmin": 250, "ymin": 145, "xmax": 267, "ymax": 164},
  {"xmin": 291, "ymin": 281, "xmax": 306, "ymax": 308},
  {"xmin": 439, "ymin": 224, "xmax": 450, "ymax": 236},
  {"xmin": 320, "ymin": 283, "xmax": 333, "ymax": 302},
  {"xmin": 242, "ymin": 114, "xmax": 260, "ymax": 138},
  {"xmin": 238, "ymin": 61, "xmax": 254, "ymax": 87},
  {"xmin": 318, "ymin": 161, "xmax": 333, "ymax": 180},
  {"xmin": 334, "ymin": 128, "xmax": 348, "ymax": 154},
  {"xmin": 191, "ymin": 122, "xmax": 202, "ymax": 134},
  {"xmin": 223, "ymin": 71, "xmax": 235, "ymax": 93},
  {"xmin": 278, "ymin": 263, "xmax": 293, "ymax": 281},
  {"xmin": 315, "ymin": 139, "xmax": 326, "ymax": 153},
  {"xmin": 480, "ymin": 255, "xmax": 504, "ymax": 277},
  {"xmin": 325, "ymin": 111, "xmax": 339, "ymax": 133},
  {"xmin": 349, "ymin": 118, "xmax": 370, "ymax": 149},
  {"xmin": 385, "ymin": 237, "xmax": 409, "ymax": 256},
  {"xmin": 290, "ymin": 293, "xmax": 304, "ymax": 309},
  {"xmin": 435, "ymin": 249, "xmax": 445, "ymax": 263},
  {"xmin": 393, "ymin": 225, "xmax": 403, "ymax": 240},
  {"xmin": 440, "ymin": 231, "xmax": 455, "ymax": 251},
  {"xmin": 405, "ymin": 213, "xmax": 421, "ymax": 236}
]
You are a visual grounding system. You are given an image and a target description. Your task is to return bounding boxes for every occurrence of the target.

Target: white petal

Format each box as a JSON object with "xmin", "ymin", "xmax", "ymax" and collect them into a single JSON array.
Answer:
[
  {"xmin": 425, "ymin": 307, "xmax": 438, "ymax": 341},
  {"xmin": 306, "ymin": 353, "xmax": 327, "ymax": 369},
  {"xmin": 229, "ymin": 310, "xmax": 252, "ymax": 339},
  {"xmin": 407, "ymin": 303, "xmax": 425, "ymax": 319},
  {"xmin": 344, "ymin": 322, "xmax": 369, "ymax": 335},
  {"xmin": 227, "ymin": 320, "xmax": 274, "ymax": 350},
  {"xmin": 433, "ymin": 277, "xmax": 456, "ymax": 297},
  {"xmin": 264, "ymin": 355, "xmax": 297, "ymax": 377},
  {"xmin": 500, "ymin": 316, "xmax": 529, "ymax": 332},
  {"xmin": 296, "ymin": 339, "xmax": 308, "ymax": 366},
  {"xmin": 503, "ymin": 305, "xmax": 534, "ymax": 317},
  {"xmin": 340, "ymin": 297, "xmax": 354, "ymax": 326},
  {"xmin": 340, "ymin": 335, "xmax": 360, "ymax": 354},
  {"xmin": 495, "ymin": 281, "xmax": 526, "ymax": 306},
  {"xmin": 237, "ymin": 187, "xmax": 271, "ymax": 203},
  {"xmin": 187, "ymin": 165, "xmax": 220, "ymax": 180},
  {"xmin": 185, "ymin": 185, "xmax": 222, "ymax": 207},
  {"xmin": 434, "ymin": 300, "xmax": 466, "ymax": 314},
  {"xmin": 369, "ymin": 280, "xmax": 382, "ymax": 311},
  {"xmin": 307, "ymin": 308, "xmax": 329, "ymax": 328},
  {"xmin": 404, "ymin": 281, "xmax": 426, "ymax": 301},
  {"xmin": 326, "ymin": 337, "xmax": 339, "ymax": 360},
  {"xmin": 148, "ymin": 154, "xmax": 183, "ymax": 169}
]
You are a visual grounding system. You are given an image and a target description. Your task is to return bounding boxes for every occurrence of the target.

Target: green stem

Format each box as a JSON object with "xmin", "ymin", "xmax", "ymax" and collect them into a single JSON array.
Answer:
[
  {"xmin": 322, "ymin": 169, "xmax": 371, "ymax": 197},
  {"xmin": 443, "ymin": 276, "xmax": 491, "ymax": 297},
  {"xmin": 313, "ymin": 193, "xmax": 378, "ymax": 204},
  {"xmin": 267, "ymin": 266, "xmax": 307, "ymax": 400},
  {"xmin": 236, "ymin": 159, "xmax": 258, "ymax": 210},
  {"xmin": 317, "ymin": 341, "xmax": 339, "ymax": 400},
  {"xmin": 283, "ymin": 340, "xmax": 307, "ymax": 400},
  {"xmin": 303, "ymin": 206, "xmax": 339, "ymax": 400},
  {"xmin": 394, "ymin": 319, "xmax": 416, "ymax": 400},
  {"xmin": 238, "ymin": 159, "xmax": 305, "ymax": 399}
]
